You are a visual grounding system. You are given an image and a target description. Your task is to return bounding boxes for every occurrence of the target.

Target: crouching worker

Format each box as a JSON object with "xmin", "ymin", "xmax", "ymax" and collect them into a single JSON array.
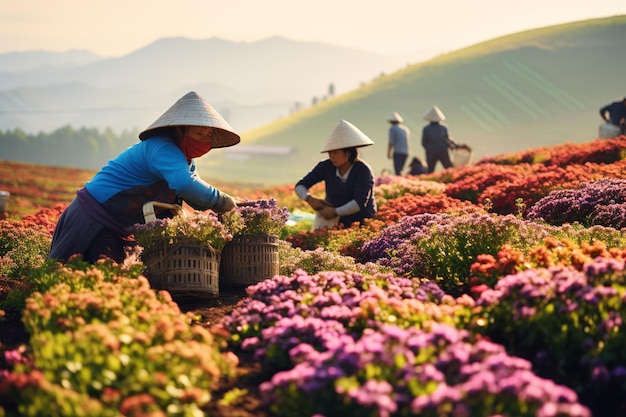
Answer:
[
  {"xmin": 295, "ymin": 119, "xmax": 377, "ymax": 230},
  {"xmin": 49, "ymin": 91, "xmax": 241, "ymax": 264}
]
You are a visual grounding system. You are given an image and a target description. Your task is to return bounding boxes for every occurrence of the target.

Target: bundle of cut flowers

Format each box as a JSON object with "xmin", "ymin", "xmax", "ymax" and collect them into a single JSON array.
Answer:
[
  {"xmin": 130, "ymin": 211, "xmax": 232, "ymax": 251},
  {"xmin": 221, "ymin": 198, "xmax": 289, "ymax": 236}
]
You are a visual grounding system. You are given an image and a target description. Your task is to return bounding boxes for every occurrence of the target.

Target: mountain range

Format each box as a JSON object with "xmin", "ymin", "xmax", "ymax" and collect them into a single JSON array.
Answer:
[{"xmin": 0, "ymin": 37, "xmax": 429, "ymax": 134}]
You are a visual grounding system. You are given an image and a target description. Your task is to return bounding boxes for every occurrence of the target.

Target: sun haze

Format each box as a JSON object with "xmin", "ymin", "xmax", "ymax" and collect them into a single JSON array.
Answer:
[{"xmin": 0, "ymin": 0, "xmax": 625, "ymax": 56}]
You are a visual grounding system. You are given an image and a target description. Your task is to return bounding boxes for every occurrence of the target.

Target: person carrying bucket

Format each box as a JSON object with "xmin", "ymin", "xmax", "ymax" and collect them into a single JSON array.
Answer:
[{"xmin": 421, "ymin": 105, "xmax": 471, "ymax": 173}]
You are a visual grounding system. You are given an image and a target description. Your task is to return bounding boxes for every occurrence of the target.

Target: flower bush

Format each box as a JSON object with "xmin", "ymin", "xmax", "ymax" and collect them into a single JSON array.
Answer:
[
  {"xmin": 130, "ymin": 210, "xmax": 232, "ymax": 251},
  {"xmin": 0, "ymin": 217, "xmax": 53, "ymax": 279},
  {"xmin": 444, "ymin": 163, "xmax": 534, "ymax": 203},
  {"xmin": 5, "ymin": 133, "xmax": 626, "ymax": 416},
  {"xmin": 474, "ymin": 259, "xmax": 626, "ymax": 415},
  {"xmin": 221, "ymin": 198, "xmax": 289, "ymax": 236},
  {"xmin": 1, "ymin": 259, "xmax": 237, "ymax": 416},
  {"xmin": 374, "ymin": 176, "xmax": 446, "ymax": 204},
  {"xmin": 285, "ymin": 218, "xmax": 386, "ymax": 261},
  {"xmin": 262, "ymin": 324, "xmax": 590, "ymax": 417},
  {"xmin": 527, "ymin": 178, "xmax": 626, "ymax": 227},
  {"xmin": 374, "ymin": 193, "xmax": 476, "ymax": 224},
  {"xmin": 362, "ymin": 207, "xmax": 555, "ymax": 295},
  {"xmin": 223, "ymin": 271, "xmax": 590, "ymax": 417},
  {"xmin": 278, "ymin": 240, "xmax": 387, "ymax": 277}
]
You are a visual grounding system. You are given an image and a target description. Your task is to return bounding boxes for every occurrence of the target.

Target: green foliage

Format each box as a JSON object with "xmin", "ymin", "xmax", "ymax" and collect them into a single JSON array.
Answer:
[
  {"xmin": 412, "ymin": 213, "xmax": 553, "ymax": 295},
  {"xmin": 1, "ymin": 125, "xmax": 137, "ymax": 171},
  {"xmin": 0, "ymin": 219, "xmax": 51, "ymax": 279},
  {"xmin": 553, "ymin": 223, "xmax": 626, "ymax": 248},
  {"xmin": 279, "ymin": 220, "xmax": 313, "ymax": 240}
]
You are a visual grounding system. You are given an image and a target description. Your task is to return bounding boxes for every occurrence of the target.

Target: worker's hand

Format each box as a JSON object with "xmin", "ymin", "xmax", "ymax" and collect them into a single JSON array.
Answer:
[
  {"xmin": 319, "ymin": 205, "xmax": 337, "ymax": 220},
  {"xmin": 306, "ymin": 196, "xmax": 327, "ymax": 211},
  {"xmin": 213, "ymin": 192, "xmax": 237, "ymax": 213}
]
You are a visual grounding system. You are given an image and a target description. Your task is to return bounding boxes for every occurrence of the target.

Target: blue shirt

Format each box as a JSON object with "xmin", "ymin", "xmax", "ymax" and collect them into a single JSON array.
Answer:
[
  {"xmin": 85, "ymin": 135, "xmax": 221, "ymax": 210},
  {"xmin": 388, "ymin": 123, "xmax": 410, "ymax": 155}
]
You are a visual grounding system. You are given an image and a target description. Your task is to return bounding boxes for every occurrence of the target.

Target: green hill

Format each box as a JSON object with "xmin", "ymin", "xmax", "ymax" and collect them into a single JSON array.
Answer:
[{"xmin": 197, "ymin": 15, "xmax": 626, "ymax": 186}]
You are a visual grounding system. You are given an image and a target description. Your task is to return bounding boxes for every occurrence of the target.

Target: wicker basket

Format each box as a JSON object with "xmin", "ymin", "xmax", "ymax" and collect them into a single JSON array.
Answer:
[
  {"xmin": 219, "ymin": 234, "xmax": 279, "ymax": 288},
  {"xmin": 141, "ymin": 236, "xmax": 220, "ymax": 298}
]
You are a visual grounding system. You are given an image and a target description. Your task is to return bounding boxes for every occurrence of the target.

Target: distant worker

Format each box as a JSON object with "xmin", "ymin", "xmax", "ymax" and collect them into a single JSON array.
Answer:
[
  {"xmin": 386, "ymin": 112, "xmax": 410, "ymax": 175},
  {"xmin": 295, "ymin": 119, "xmax": 377, "ymax": 230},
  {"xmin": 408, "ymin": 156, "xmax": 427, "ymax": 176},
  {"xmin": 599, "ymin": 96, "xmax": 626, "ymax": 138},
  {"xmin": 421, "ymin": 105, "xmax": 471, "ymax": 173}
]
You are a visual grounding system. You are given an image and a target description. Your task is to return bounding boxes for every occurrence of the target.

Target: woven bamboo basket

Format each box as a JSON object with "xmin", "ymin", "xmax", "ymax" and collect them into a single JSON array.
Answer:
[
  {"xmin": 141, "ymin": 236, "xmax": 220, "ymax": 298},
  {"xmin": 219, "ymin": 234, "xmax": 279, "ymax": 288}
]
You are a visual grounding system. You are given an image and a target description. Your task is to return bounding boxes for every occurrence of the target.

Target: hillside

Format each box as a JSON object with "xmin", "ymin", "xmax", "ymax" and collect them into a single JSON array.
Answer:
[
  {"xmin": 2, "ymin": 15, "xmax": 624, "ymax": 187},
  {"xmin": 196, "ymin": 15, "xmax": 626, "ymax": 185}
]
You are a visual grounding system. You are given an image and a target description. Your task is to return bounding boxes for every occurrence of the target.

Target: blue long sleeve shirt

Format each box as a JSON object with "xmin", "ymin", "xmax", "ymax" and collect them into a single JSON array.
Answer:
[{"xmin": 85, "ymin": 135, "xmax": 221, "ymax": 210}]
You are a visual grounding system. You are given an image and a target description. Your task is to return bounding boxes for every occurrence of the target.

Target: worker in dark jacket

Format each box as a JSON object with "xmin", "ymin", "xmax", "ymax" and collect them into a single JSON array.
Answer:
[
  {"xmin": 295, "ymin": 120, "xmax": 376, "ymax": 229},
  {"xmin": 421, "ymin": 105, "xmax": 470, "ymax": 173}
]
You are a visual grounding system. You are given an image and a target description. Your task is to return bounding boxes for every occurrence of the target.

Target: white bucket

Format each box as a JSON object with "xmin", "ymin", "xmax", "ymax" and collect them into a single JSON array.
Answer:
[
  {"xmin": 451, "ymin": 148, "xmax": 472, "ymax": 167},
  {"xmin": 599, "ymin": 123, "xmax": 621, "ymax": 139},
  {"xmin": 0, "ymin": 191, "xmax": 9, "ymax": 212},
  {"xmin": 312, "ymin": 211, "xmax": 339, "ymax": 230}
]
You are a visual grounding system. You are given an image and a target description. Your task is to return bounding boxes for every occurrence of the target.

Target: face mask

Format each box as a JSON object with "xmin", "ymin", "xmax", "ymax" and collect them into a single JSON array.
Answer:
[{"xmin": 179, "ymin": 133, "xmax": 212, "ymax": 160}]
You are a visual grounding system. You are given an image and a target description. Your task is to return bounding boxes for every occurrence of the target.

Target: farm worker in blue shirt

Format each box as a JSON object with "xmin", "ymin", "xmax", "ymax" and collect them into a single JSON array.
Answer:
[
  {"xmin": 295, "ymin": 119, "xmax": 377, "ymax": 230},
  {"xmin": 386, "ymin": 112, "xmax": 410, "ymax": 175},
  {"xmin": 421, "ymin": 105, "xmax": 470, "ymax": 173},
  {"xmin": 49, "ymin": 91, "xmax": 241, "ymax": 264},
  {"xmin": 599, "ymin": 95, "xmax": 626, "ymax": 138}
]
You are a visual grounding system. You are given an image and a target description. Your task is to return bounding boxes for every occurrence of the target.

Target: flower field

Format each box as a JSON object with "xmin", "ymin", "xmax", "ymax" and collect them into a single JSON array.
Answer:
[{"xmin": 1, "ymin": 135, "xmax": 626, "ymax": 416}]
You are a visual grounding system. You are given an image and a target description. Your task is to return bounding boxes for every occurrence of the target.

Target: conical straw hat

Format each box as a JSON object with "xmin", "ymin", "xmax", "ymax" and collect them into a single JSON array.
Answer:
[
  {"xmin": 139, "ymin": 91, "xmax": 240, "ymax": 148},
  {"xmin": 388, "ymin": 112, "xmax": 403, "ymax": 123},
  {"xmin": 320, "ymin": 120, "xmax": 374, "ymax": 153},
  {"xmin": 422, "ymin": 105, "xmax": 446, "ymax": 122}
]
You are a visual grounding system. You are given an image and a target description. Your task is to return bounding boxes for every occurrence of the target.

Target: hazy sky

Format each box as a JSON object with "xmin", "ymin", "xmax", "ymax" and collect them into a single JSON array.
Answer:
[{"xmin": 1, "ymin": 1, "xmax": 625, "ymax": 56}]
